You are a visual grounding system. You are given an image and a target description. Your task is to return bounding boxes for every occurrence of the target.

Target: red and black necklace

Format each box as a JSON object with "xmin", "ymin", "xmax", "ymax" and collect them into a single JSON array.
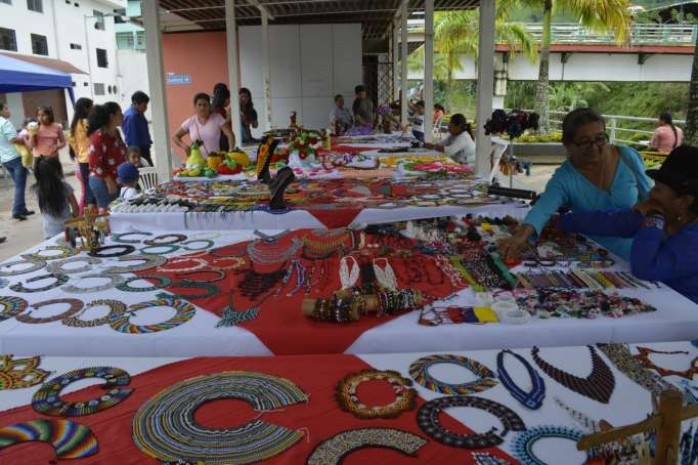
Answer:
[{"xmin": 531, "ymin": 345, "xmax": 615, "ymax": 404}]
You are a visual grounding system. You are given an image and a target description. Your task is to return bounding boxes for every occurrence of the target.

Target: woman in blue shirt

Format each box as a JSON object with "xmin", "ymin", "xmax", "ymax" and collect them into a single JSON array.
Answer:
[
  {"xmin": 558, "ymin": 146, "xmax": 698, "ymax": 304},
  {"xmin": 499, "ymin": 108, "xmax": 652, "ymax": 260}
]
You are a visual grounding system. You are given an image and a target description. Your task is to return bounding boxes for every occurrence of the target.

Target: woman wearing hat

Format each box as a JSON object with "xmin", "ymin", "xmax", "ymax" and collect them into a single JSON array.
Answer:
[{"xmin": 558, "ymin": 145, "xmax": 698, "ymax": 304}]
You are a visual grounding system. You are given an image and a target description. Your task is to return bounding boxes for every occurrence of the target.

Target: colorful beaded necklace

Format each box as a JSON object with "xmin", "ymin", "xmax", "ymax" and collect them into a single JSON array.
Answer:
[
  {"xmin": 635, "ymin": 346, "xmax": 698, "ymax": 379},
  {"xmin": 0, "ymin": 296, "xmax": 29, "ymax": 323},
  {"xmin": 109, "ymin": 296, "xmax": 196, "ymax": 334},
  {"xmin": 0, "ymin": 419, "xmax": 98, "ymax": 460},
  {"xmin": 47, "ymin": 257, "xmax": 102, "ymax": 275},
  {"xmin": 597, "ymin": 344, "xmax": 673, "ymax": 398},
  {"xmin": 409, "ymin": 354, "xmax": 498, "ymax": 395},
  {"xmin": 511, "ymin": 425, "xmax": 585, "ymax": 465},
  {"xmin": 15, "ymin": 298, "xmax": 83, "ymax": 324},
  {"xmin": 0, "ymin": 258, "xmax": 46, "ymax": 277},
  {"xmin": 9, "ymin": 273, "xmax": 69, "ymax": 294},
  {"xmin": 62, "ymin": 299, "xmax": 127, "ymax": 328},
  {"xmin": 61, "ymin": 273, "xmax": 126, "ymax": 294},
  {"xmin": 497, "ymin": 349, "xmax": 546, "ymax": 410},
  {"xmin": 104, "ymin": 254, "xmax": 168, "ymax": 274},
  {"xmin": 116, "ymin": 275, "xmax": 173, "ymax": 293},
  {"xmin": 335, "ymin": 369, "xmax": 417, "ymax": 419},
  {"xmin": 32, "ymin": 366, "xmax": 133, "ymax": 416},
  {"xmin": 306, "ymin": 428, "xmax": 427, "ymax": 465},
  {"xmin": 0, "ymin": 355, "xmax": 49, "ymax": 390},
  {"xmin": 23, "ymin": 245, "xmax": 76, "ymax": 261},
  {"xmin": 417, "ymin": 396, "xmax": 526, "ymax": 448},
  {"xmin": 531, "ymin": 345, "xmax": 615, "ymax": 404},
  {"xmin": 132, "ymin": 371, "xmax": 308, "ymax": 464}
]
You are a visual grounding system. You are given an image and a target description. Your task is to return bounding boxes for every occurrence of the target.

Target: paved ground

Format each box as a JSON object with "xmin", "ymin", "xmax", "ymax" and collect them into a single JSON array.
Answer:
[{"xmin": 0, "ymin": 151, "xmax": 558, "ymax": 262}]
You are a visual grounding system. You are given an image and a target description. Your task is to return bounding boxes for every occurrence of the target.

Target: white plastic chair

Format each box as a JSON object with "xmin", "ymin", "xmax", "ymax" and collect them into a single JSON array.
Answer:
[
  {"xmin": 433, "ymin": 116, "xmax": 444, "ymax": 141},
  {"xmin": 138, "ymin": 167, "xmax": 159, "ymax": 191}
]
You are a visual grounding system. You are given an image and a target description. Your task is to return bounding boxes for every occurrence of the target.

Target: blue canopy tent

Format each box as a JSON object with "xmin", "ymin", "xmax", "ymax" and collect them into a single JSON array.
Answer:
[{"xmin": 0, "ymin": 53, "xmax": 76, "ymax": 105}]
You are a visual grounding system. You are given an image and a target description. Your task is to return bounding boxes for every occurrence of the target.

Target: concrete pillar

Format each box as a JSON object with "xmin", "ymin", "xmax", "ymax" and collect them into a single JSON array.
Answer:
[
  {"xmin": 475, "ymin": 0, "xmax": 496, "ymax": 177},
  {"xmin": 392, "ymin": 21, "xmax": 399, "ymax": 101},
  {"xmin": 261, "ymin": 10, "xmax": 272, "ymax": 131},
  {"xmin": 142, "ymin": 0, "xmax": 173, "ymax": 180},
  {"xmin": 225, "ymin": 0, "xmax": 242, "ymax": 147},
  {"xmin": 423, "ymin": 0, "xmax": 434, "ymax": 143},
  {"xmin": 400, "ymin": 0, "xmax": 408, "ymax": 127}
]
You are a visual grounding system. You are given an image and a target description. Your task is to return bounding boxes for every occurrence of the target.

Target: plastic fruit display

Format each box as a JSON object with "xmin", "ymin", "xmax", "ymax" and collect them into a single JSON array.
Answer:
[
  {"xmin": 207, "ymin": 153, "xmax": 223, "ymax": 170},
  {"xmin": 185, "ymin": 140, "xmax": 206, "ymax": 170},
  {"xmin": 227, "ymin": 149, "xmax": 250, "ymax": 168}
]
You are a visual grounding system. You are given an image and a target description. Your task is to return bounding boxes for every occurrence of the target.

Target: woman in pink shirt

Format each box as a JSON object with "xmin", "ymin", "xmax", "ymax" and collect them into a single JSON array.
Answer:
[
  {"xmin": 173, "ymin": 92, "xmax": 236, "ymax": 159},
  {"xmin": 650, "ymin": 112, "xmax": 683, "ymax": 153},
  {"xmin": 26, "ymin": 106, "xmax": 66, "ymax": 160}
]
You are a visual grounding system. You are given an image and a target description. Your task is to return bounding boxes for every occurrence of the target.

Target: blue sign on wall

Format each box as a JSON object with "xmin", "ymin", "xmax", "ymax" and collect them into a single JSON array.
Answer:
[{"xmin": 167, "ymin": 74, "xmax": 192, "ymax": 85}]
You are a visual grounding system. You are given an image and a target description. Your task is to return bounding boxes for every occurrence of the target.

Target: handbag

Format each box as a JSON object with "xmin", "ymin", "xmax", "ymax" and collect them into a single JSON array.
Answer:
[{"xmin": 14, "ymin": 143, "xmax": 32, "ymax": 168}]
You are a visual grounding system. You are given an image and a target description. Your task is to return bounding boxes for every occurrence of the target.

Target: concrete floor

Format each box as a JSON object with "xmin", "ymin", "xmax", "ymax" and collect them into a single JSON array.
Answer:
[{"xmin": 0, "ymin": 151, "xmax": 558, "ymax": 262}]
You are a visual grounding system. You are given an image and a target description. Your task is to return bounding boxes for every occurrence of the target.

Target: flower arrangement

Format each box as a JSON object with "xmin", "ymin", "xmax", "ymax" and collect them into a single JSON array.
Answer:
[
  {"xmin": 377, "ymin": 103, "xmax": 399, "ymax": 134},
  {"xmin": 287, "ymin": 128, "xmax": 321, "ymax": 160}
]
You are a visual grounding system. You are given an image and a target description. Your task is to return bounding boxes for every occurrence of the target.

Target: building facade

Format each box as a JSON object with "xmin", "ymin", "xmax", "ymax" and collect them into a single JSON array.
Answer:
[{"xmin": 0, "ymin": 0, "xmax": 125, "ymax": 126}]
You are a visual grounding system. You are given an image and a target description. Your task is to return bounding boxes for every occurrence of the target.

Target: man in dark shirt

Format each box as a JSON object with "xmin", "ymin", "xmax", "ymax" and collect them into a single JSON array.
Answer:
[
  {"xmin": 352, "ymin": 85, "xmax": 374, "ymax": 126},
  {"xmin": 122, "ymin": 91, "xmax": 153, "ymax": 166}
]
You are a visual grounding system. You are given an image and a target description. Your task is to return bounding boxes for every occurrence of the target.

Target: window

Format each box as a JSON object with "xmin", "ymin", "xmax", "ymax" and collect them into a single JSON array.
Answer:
[
  {"xmin": 96, "ymin": 48, "xmax": 108, "ymax": 68},
  {"xmin": 93, "ymin": 10, "xmax": 105, "ymax": 30},
  {"xmin": 30, "ymin": 33, "xmax": 48, "ymax": 55},
  {"xmin": 70, "ymin": 43, "xmax": 82, "ymax": 50},
  {"xmin": 27, "ymin": 0, "xmax": 42, "ymax": 13},
  {"xmin": 71, "ymin": 81, "xmax": 76, "ymax": 87},
  {"xmin": 94, "ymin": 83, "xmax": 105, "ymax": 95},
  {"xmin": 0, "ymin": 28, "xmax": 17, "ymax": 51},
  {"xmin": 0, "ymin": 0, "xmax": 12, "ymax": 5}
]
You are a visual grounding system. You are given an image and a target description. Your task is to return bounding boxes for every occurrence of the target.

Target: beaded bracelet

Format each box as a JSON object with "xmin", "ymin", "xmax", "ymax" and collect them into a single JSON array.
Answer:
[
  {"xmin": 16, "ymin": 298, "xmax": 84, "ymax": 324},
  {"xmin": 0, "ymin": 258, "xmax": 47, "ymax": 277},
  {"xmin": 62, "ymin": 299, "xmax": 127, "ymax": 328},
  {"xmin": 307, "ymin": 428, "xmax": 427, "ymax": 465},
  {"xmin": 335, "ymin": 369, "xmax": 417, "ymax": 419},
  {"xmin": 0, "ymin": 296, "xmax": 29, "ymax": 322},
  {"xmin": 10, "ymin": 273, "xmax": 69, "ymax": 294},
  {"xmin": 32, "ymin": 366, "xmax": 133, "ymax": 416},
  {"xmin": 417, "ymin": 396, "xmax": 526, "ymax": 448},
  {"xmin": 409, "ymin": 354, "xmax": 498, "ymax": 395},
  {"xmin": 511, "ymin": 425, "xmax": 585, "ymax": 465}
]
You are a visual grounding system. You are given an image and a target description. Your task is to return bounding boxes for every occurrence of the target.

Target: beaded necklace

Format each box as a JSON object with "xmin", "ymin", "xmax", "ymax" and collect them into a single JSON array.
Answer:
[
  {"xmin": 143, "ymin": 234, "xmax": 188, "ymax": 246},
  {"xmin": 373, "ymin": 257, "xmax": 398, "ymax": 291},
  {"xmin": 116, "ymin": 275, "xmax": 173, "ymax": 293},
  {"xmin": 302, "ymin": 229, "xmax": 350, "ymax": 259},
  {"xmin": 139, "ymin": 244, "xmax": 180, "ymax": 255},
  {"xmin": 159, "ymin": 281, "xmax": 219, "ymax": 300},
  {"xmin": 156, "ymin": 257, "xmax": 208, "ymax": 274},
  {"xmin": 47, "ymin": 257, "xmax": 102, "ymax": 275},
  {"xmin": 61, "ymin": 273, "xmax": 126, "ymax": 294},
  {"xmin": 109, "ymin": 296, "xmax": 196, "ymax": 334},
  {"xmin": 597, "ymin": 344, "xmax": 673, "ymax": 398},
  {"xmin": 9, "ymin": 273, "xmax": 69, "ymax": 294},
  {"xmin": 409, "ymin": 354, "xmax": 498, "ymax": 395},
  {"xmin": 531, "ymin": 345, "xmax": 615, "ymax": 404},
  {"xmin": 497, "ymin": 349, "xmax": 546, "ymax": 410},
  {"xmin": 239, "ymin": 269, "xmax": 285, "ymax": 301},
  {"xmin": 210, "ymin": 255, "xmax": 247, "ymax": 271},
  {"xmin": 15, "ymin": 298, "xmax": 83, "ymax": 324},
  {"xmin": 180, "ymin": 239, "xmax": 215, "ymax": 251},
  {"xmin": 0, "ymin": 419, "xmax": 98, "ymax": 460},
  {"xmin": 335, "ymin": 369, "xmax": 417, "ymax": 419},
  {"xmin": 32, "ymin": 366, "xmax": 133, "ymax": 416},
  {"xmin": 0, "ymin": 296, "xmax": 29, "ymax": 322},
  {"xmin": 339, "ymin": 256, "xmax": 360, "ymax": 290},
  {"xmin": 472, "ymin": 452, "xmax": 514, "ymax": 465},
  {"xmin": 0, "ymin": 258, "xmax": 46, "ymax": 277},
  {"xmin": 215, "ymin": 293, "xmax": 267, "ymax": 328},
  {"xmin": 417, "ymin": 396, "xmax": 526, "ymax": 448},
  {"xmin": 278, "ymin": 259, "xmax": 308, "ymax": 297},
  {"xmin": 175, "ymin": 270, "xmax": 225, "ymax": 284},
  {"xmin": 23, "ymin": 245, "xmax": 76, "ymax": 261},
  {"xmin": 306, "ymin": 428, "xmax": 427, "ymax": 465},
  {"xmin": 104, "ymin": 254, "xmax": 167, "ymax": 274},
  {"xmin": 511, "ymin": 425, "xmax": 585, "ymax": 465},
  {"xmin": 0, "ymin": 355, "xmax": 49, "ymax": 390},
  {"xmin": 88, "ymin": 244, "xmax": 136, "ymax": 258},
  {"xmin": 247, "ymin": 237, "xmax": 302, "ymax": 269},
  {"xmin": 111, "ymin": 231, "xmax": 153, "ymax": 243},
  {"xmin": 62, "ymin": 299, "xmax": 127, "ymax": 328},
  {"xmin": 635, "ymin": 346, "xmax": 698, "ymax": 379},
  {"xmin": 133, "ymin": 371, "xmax": 308, "ymax": 464}
]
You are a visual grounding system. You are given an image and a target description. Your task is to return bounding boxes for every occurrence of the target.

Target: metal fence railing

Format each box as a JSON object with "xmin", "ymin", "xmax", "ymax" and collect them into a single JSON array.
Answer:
[{"xmin": 522, "ymin": 22, "xmax": 697, "ymax": 47}]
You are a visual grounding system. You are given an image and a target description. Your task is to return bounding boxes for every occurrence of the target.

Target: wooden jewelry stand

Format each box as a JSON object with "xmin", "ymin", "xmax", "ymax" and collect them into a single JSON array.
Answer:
[
  {"xmin": 64, "ymin": 210, "xmax": 110, "ymax": 253},
  {"xmin": 578, "ymin": 389, "xmax": 698, "ymax": 465}
]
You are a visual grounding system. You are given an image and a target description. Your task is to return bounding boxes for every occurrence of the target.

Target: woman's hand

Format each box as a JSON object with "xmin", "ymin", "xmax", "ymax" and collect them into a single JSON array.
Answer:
[
  {"xmin": 634, "ymin": 199, "xmax": 664, "ymax": 216},
  {"xmin": 497, "ymin": 224, "xmax": 535, "ymax": 260},
  {"xmin": 105, "ymin": 177, "xmax": 117, "ymax": 195}
]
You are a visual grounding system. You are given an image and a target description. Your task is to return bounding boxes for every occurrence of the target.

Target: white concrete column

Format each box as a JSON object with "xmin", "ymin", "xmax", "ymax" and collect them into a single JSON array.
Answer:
[
  {"xmin": 261, "ymin": 10, "xmax": 272, "ymax": 131},
  {"xmin": 225, "ymin": 0, "xmax": 242, "ymax": 147},
  {"xmin": 400, "ymin": 0, "xmax": 409, "ymax": 127},
  {"xmin": 392, "ymin": 21, "xmax": 399, "ymax": 101},
  {"xmin": 423, "ymin": 0, "xmax": 434, "ymax": 143},
  {"xmin": 142, "ymin": 0, "xmax": 173, "ymax": 181},
  {"xmin": 475, "ymin": 0, "xmax": 496, "ymax": 177}
]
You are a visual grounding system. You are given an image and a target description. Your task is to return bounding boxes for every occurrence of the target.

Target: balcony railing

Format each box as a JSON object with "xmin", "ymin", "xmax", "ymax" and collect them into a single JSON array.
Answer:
[{"xmin": 516, "ymin": 23, "xmax": 696, "ymax": 47}]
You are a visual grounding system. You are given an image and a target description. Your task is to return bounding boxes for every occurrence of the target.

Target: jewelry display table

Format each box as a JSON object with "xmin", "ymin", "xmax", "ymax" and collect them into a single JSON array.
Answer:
[{"xmin": 0, "ymin": 341, "xmax": 694, "ymax": 464}]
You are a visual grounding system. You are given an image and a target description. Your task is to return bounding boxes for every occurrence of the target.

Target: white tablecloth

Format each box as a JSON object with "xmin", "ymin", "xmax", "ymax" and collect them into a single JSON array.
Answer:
[{"xmin": 0, "ymin": 230, "xmax": 696, "ymax": 358}]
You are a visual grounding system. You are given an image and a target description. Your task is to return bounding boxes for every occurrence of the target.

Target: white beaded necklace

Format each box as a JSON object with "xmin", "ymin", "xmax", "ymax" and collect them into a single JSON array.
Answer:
[
  {"xmin": 373, "ymin": 258, "xmax": 398, "ymax": 291},
  {"xmin": 339, "ymin": 256, "xmax": 360, "ymax": 289}
]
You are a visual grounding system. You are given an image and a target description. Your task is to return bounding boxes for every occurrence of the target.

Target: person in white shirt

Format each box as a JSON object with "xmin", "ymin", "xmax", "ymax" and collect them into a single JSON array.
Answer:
[
  {"xmin": 329, "ymin": 94, "xmax": 353, "ymax": 134},
  {"xmin": 424, "ymin": 113, "xmax": 475, "ymax": 165},
  {"xmin": 409, "ymin": 100, "xmax": 426, "ymax": 142}
]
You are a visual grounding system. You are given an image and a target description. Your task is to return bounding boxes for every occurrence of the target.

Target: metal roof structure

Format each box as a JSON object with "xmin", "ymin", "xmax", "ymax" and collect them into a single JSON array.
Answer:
[{"xmin": 157, "ymin": 0, "xmax": 480, "ymax": 51}]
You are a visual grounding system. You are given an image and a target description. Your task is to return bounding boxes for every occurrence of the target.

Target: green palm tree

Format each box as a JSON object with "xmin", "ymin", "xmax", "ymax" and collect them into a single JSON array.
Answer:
[
  {"xmin": 685, "ymin": 29, "xmax": 698, "ymax": 146},
  {"xmin": 525, "ymin": 0, "xmax": 633, "ymax": 132},
  {"xmin": 408, "ymin": 8, "xmax": 537, "ymax": 109}
]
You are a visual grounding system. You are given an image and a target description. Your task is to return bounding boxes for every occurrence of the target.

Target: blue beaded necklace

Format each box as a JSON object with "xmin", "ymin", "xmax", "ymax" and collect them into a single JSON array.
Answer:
[{"xmin": 497, "ymin": 349, "xmax": 546, "ymax": 410}]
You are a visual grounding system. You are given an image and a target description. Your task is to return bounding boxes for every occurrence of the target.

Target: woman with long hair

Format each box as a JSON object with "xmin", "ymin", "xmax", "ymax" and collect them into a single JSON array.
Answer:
[
  {"xmin": 423, "ymin": 113, "xmax": 475, "ymax": 165},
  {"xmin": 173, "ymin": 92, "xmax": 236, "ymax": 159},
  {"xmin": 26, "ymin": 105, "xmax": 66, "ymax": 161},
  {"xmin": 32, "ymin": 156, "xmax": 78, "ymax": 239},
  {"xmin": 87, "ymin": 102, "xmax": 127, "ymax": 211},
  {"xmin": 212, "ymin": 83, "xmax": 232, "ymax": 151},
  {"xmin": 650, "ymin": 111, "xmax": 684, "ymax": 153},
  {"xmin": 239, "ymin": 87, "xmax": 258, "ymax": 144},
  {"xmin": 68, "ymin": 97, "xmax": 94, "ymax": 213}
]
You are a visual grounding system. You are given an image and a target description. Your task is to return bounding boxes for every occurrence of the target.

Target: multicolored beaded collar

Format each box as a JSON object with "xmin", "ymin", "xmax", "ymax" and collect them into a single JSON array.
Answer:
[
  {"xmin": 597, "ymin": 344, "xmax": 673, "ymax": 398},
  {"xmin": 0, "ymin": 355, "xmax": 49, "ymax": 390},
  {"xmin": 511, "ymin": 425, "xmax": 585, "ymax": 465},
  {"xmin": 0, "ymin": 419, "xmax": 98, "ymax": 460},
  {"xmin": 109, "ymin": 296, "xmax": 196, "ymax": 334},
  {"xmin": 409, "ymin": 354, "xmax": 498, "ymax": 395},
  {"xmin": 307, "ymin": 428, "xmax": 427, "ymax": 465},
  {"xmin": 335, "ymin": 369, "xmax": 416, "ymax": 419}
]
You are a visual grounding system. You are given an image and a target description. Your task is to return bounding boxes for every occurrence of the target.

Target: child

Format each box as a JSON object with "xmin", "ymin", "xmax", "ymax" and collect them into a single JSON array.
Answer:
[
  {"xmin": 117, "ymin": 162, "xmax": 141, "ymax": 201},
  {"xmin": 32, "ymin": 157, "xmax": 78, "ymax": 239},
  {"xmin": 410, "ymin": 100, "xmax": 426, "ymax": 142},
  {"xmin": 15, "ymin": 118, "xmax": 35, "ymax": 169},
  {"xmin": 126, "ymin": 145, "xmax": 150, "ymax": 167}
]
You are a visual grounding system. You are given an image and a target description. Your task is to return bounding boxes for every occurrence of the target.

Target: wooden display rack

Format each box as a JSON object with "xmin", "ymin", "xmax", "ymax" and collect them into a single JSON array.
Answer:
[
  {"xmin": 578, "ymin": 389, "xmax": 698, "ymax": 465},
  {"xmin": 64, "ymin": 209, "xmax": 109, "ymax": 252}
]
